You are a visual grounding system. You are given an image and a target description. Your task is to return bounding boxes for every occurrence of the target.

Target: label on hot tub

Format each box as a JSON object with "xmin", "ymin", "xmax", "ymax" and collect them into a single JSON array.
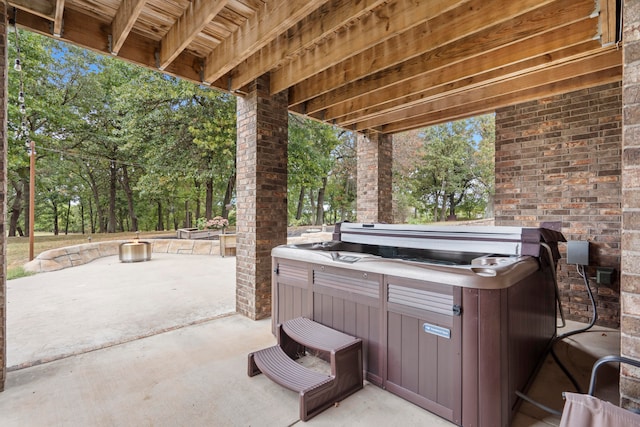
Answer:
[{"xmin": 423, "ymin": 323, "xmax": 451, "ymax": 339}]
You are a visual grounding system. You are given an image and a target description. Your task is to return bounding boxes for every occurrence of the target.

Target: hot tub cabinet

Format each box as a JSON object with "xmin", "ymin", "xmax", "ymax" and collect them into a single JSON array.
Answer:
[{"xmin": 271, "ymin": 223, "xmax": 562, "ymax": 426}]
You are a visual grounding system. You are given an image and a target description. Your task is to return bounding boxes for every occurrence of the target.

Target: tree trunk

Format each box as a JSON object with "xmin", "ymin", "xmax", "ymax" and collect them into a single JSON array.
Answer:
[
  {"xmin": 9, "ymin": 179, "xmax": 25, "ymax": 237},
  {"xmin": 121, "ymin": 165, "xmax": 138, "ymax": 231},
  {"xmin": 81, "ymin": 200, "xmax": 85, "ymax": 234},
  {"xmin": 87, "ymin": 169, "xmax": 105, "ymax": 233},
  {"xmin": 439, "ymin": 200, "xmax": 447, "ymax": 222},
  {"xmin": 194, "ymin": 179, "xmax": 201, "ymax": 221},
  {"xmin": 184, "ymin": 200, "xmax": 189, "ymax": 228},
  {"xmin": 88, "ymin": 198, "xmax": 95, "ymax": 234},
  {"xmin": 107, "ymin": 161, "xmax": 118, "ymax": 233},
  {"xmin": 296, "ymin": 186, "xmax": 305, "ymax": 220},
  {"xmin": 448, "ymin": 193, "xmax": 456, "ymax": 220},
  {"xmin": 64, "ymin": 199, "xmax": 71, "ymax": 234},
  {"xmin": 157, "ymin": 201, "xmax": 164, "ymax": 231},
  {"xmin": 309, "ymin": 189, "xmax": 316, "ymax": 224},
  {"xmin": 222, "ymin": 171, "xmax": 235, "ymax": 218},
  {"xmin": 52, "ymin": 201, "xmax": 59, "ymax": 236},
  {"xmin": 315, "ymin": 178, "xmax": 327, "ymax": 226},
  {"xmin": 205, "ymin": 178, "xmax": 214, "ymax": 219}
]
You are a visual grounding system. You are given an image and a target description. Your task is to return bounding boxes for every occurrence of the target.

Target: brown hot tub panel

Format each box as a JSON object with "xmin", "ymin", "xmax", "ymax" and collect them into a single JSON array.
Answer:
[{"xmin": 272, "ymin": 223, "xmax": 562, "ymax": 427}]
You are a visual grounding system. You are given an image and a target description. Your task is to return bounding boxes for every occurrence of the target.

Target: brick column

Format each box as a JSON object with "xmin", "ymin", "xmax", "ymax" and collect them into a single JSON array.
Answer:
[
  {"xmin": 621, "ymin": 0, "xmax": 640, "ymax": 410},
  {"xmin": 0, "ymin": 3, "xmax": 7, "ymax": 392},
  {"xmin": 356, "ymin": 132, "xmax": 393, "ymax": 223},
  {"xmin": 236, "ymin": 74, "xmax": 288, "ymax": 320}
]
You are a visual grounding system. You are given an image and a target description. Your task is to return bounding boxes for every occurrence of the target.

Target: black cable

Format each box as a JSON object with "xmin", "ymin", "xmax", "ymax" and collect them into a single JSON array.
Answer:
[{"xmin": 516, "ymin": 263, "xmax": 599, "ymax": 414}]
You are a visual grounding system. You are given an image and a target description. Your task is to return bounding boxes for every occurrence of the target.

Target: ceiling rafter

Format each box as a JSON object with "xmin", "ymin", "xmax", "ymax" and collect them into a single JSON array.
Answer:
[
  {"xmin": 365, "ymin": 49, "xmax": 621, "ymax": 132},
  {"xmin": 9, "ymin": 0, "xmax": 55, "ymax": 20},
  {"xmin": 10, "ymin": 0, "xmax": 624, "ymax": 135},
  {"xmin": 287, "ymin": 0, "xmax": 580, "ymax": 110},
  {"xmin": 110, "ymin": 0, "xmax": 147, "ymax": 54},
  {"xmin": 327, "ymin": 17, "xmax": 600, "ymax": 126},
  {"xmin": 333, "ymin": 41, "xmax": 597, "ymax": 128},
  {"xmin": 202, "ymin": 0, "xmax": 330, "ymax": 85},
  {"xmin": 15, "ymin": 6, "xmax": 229, "ymax": 91},
  {"xmin": 158, "ymin": 0, "xmax": 229, "ymax": 70},
  {"xmin": 347, "ymin": 43, "xmax": 608, "ymax": 130},
  {"xmin": 272, "ymin": 0, "xmax": 558, "ymax": 96},
  {"xmin": 380, "ymin": 66, "xmax": 621, "ymax": 134},
  {"xmin": 228, "ymin": 0, "xmax": 388, "ymax": 91},
  {"xmin": 53, "ymin": 0, "xmax": 64, "ymax": 36}
]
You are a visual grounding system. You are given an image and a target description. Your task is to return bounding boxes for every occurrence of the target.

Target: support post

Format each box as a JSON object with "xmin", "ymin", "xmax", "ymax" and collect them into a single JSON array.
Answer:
[
  {"xmin": 236, "ymin": 74, "xmax": 288, "ymax": 320},
  {"xmin": 28, "ymin": 140, "xmax": 34, "ymax": 261},
  {"xmin": 356, "ymin": 132, "xmax": 393, "ymax": 223}
]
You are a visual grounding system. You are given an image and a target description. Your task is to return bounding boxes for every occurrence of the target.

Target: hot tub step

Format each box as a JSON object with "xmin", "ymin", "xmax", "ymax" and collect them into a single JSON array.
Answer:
[
  {"xmin": 248, "ymin": 317, "xmax": 363, "ymax": 421},
  {"xmin": 248, "ymin": 345, "xmax": 332, "ymax": 391}
]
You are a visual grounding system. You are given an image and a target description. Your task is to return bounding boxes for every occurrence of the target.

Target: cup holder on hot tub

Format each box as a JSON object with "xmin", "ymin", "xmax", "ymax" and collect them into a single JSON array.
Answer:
[{"xmin": 471, "ymin": 256, "xmax": 515, "ymax": 266}]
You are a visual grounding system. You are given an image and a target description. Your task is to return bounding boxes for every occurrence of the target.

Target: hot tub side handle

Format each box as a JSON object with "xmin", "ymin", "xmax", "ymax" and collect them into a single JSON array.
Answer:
[{"xmin": 452, "ymin": 305, "xmax": 462, "ymax": 316}]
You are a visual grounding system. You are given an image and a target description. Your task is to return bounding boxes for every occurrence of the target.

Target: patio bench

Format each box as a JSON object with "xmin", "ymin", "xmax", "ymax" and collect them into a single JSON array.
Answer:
[{"xmin": 248, "ymin": 317, "xmax": 363, "ymax": 421}]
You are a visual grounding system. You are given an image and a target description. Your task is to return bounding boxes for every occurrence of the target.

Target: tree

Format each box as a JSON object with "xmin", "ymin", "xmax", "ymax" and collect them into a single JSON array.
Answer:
[
  {"xmin": 409, "ymin": 115, "xmax": 495, "ymax": 221},
  {"xmin": 288, "ymin": 115, "xmax": 343, "ymax": 225}
]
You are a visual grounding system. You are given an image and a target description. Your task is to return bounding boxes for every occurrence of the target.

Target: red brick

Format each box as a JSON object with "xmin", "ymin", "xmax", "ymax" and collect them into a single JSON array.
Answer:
[
  {"xmin": 357, "ymin": 133, "xmax": 393, "ymax": 223},
  {"xmin": 236, "ymin": 74, "xmax": 288, "ymax": 320},
  {"xmin": 495, "ymin": 82, "xmax": 622, "ymax": 327}
]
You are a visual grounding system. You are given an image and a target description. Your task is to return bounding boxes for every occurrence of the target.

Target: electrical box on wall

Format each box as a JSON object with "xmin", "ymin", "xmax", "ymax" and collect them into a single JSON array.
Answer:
[{"xmin": 567, "ymin": 240, "xmax": 589, "ymax": 265}]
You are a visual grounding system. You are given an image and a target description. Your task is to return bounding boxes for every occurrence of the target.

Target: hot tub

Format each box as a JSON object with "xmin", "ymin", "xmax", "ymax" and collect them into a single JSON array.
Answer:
[{"xmin": 271, "ymin": 223, "xmax": 564, "ymax": 427}]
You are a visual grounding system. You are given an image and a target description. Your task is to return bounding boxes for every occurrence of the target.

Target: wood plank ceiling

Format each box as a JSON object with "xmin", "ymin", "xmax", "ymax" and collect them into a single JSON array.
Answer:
[{"xmin": 10, "ymin": 0, "xmax": 622, "ymax": 134}]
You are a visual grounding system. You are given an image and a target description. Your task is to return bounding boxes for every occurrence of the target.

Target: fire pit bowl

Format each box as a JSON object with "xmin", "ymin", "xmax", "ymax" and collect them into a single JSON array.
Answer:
[{"xmin": 119, "ymin": 241, "xmax": 152, "ymax": 263}]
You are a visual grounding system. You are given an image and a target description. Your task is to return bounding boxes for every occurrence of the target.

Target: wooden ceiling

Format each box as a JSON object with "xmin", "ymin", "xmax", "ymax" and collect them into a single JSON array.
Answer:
[{"xmin": 10, "ymin": 0, "xmax": 622, "ymax": 134}]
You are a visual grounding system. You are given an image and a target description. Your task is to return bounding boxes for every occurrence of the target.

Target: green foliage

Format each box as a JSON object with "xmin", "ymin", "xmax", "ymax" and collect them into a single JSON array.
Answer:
[
  {"xmin": 7, "ymin": 266, "xmax": 34, "ymax": 281},
  {"xmin": 7, "ymin": 30, "xmax": 238, "ymax": 234},
  {"xmin": 288, "ymin": 115, "xmax": 353, "ymax": 225},
  {"xmin": 8, "ymin": 31, "xmax": 359, "ymax": 232},
  {"xmin": 398, "ymin": 115, "xmax": 495, "ymax": 222}
]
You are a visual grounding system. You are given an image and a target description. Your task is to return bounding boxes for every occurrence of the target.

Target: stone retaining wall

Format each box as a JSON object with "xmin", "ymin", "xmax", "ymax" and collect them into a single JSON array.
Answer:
[
  {"xmin": 23, "ymin": 232, "xmax": 333, "ymax": 274},
  {"xmin": 24, "ymin": 239, "xmax": 222, "ymax": 274}
]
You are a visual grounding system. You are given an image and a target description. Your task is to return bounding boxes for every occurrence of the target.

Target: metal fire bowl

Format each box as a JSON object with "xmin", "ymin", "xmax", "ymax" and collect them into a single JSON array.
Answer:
[{"xmin": 119, "ymin": 241, "xmax": 152, "ymax": 263}]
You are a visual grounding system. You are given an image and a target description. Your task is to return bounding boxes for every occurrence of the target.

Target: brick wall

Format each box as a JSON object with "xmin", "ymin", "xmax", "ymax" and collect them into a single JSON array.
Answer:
[
  {"xmin": 621, "ymin": 0, "xmax": 640, "ymax": 410},
  {"xmin": 0, "ymin": 3, "xmax": 7, "ymax": 392},
  {"xmin": 357, "ymin": 132, "xmax": 393, "ymax": 223},
  {"xmin": 495, "ymin": 82, "xmax": 622, "ymax": 328},
  {"xmin": 235, "ymin": 74, "xmax": 288, "ymax": 320}
]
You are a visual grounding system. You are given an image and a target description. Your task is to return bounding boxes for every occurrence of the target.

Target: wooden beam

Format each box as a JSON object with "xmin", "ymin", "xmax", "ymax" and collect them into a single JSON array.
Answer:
[
  {"xmin": 273, "ymin": 0, "xmax": 561, "ymax": 96},
  {"xmin": 346, "ymin": 41, "xmax": 605, "ymax": 130},
  {"xmin": 15, "ymin": 7, "xmax": 229, "ymax": 91},
  {"xmin": 202, "ymin": 0, "xmax": 329, "ymax": 85},
  {"xmin": 110, "ymin": 0, "xmax": 147, "ymax": 54},
  {"xmin": 355, "ymin": 49, "xmax": 620, "ymax": 131},
  {"xmin": 229, "ymin": 0, "xmax": 388, "ymax": 91},
  {"xmin": 599, "ymin": 0, "xmax": 619, "ymax": 46},
  {"xmin": 289, "ymin": 0, "xmax": 592, "ymax": 109},
  {"xmin": 52, "ymin": 0, "xmax": 64, "ymax": 36},
  {"xmin": 331, "ymin": 18, "xmax": 600, "ymax": 125},
  {"xmin": 159, "ymin": 0, "xmax": 229, "ymax": 70},
  {"xmin": 379, "ymin": 66, "xmax": 621, "ymax": 133},
  {"xmin": 9, "ymin": 0, "xmax": 54, "ymax": 20}
]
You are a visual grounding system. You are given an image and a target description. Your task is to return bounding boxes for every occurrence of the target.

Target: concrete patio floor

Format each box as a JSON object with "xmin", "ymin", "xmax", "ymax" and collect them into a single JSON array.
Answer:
[{"xmin": 1, "ymin": 252, "xmax": 622, "ymax": 426}]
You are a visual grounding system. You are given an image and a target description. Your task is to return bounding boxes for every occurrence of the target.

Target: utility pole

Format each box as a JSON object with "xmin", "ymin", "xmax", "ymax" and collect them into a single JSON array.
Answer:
[{"xmin": 28, "ymin": 140, "xmax": 35, "ymax": 261}]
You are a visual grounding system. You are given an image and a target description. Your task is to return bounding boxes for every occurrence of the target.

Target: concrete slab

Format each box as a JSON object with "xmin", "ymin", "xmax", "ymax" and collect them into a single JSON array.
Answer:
[
  {"xmin": 7, "ymin": 253, "xmax": 236, "ymax": 369},
  {"xmin": 1, "ymin": 315, "xmax": 452, "ymax": 427},
  {"xmin": 1, "ymin": 251, "xmax": 624, "ymax": 426}
]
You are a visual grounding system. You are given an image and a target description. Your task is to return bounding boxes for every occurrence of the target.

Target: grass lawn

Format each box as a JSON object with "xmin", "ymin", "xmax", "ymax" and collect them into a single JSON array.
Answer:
[{"xmin": 7, "ymin": 231, "xmax": 175, "ymax": 279}]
